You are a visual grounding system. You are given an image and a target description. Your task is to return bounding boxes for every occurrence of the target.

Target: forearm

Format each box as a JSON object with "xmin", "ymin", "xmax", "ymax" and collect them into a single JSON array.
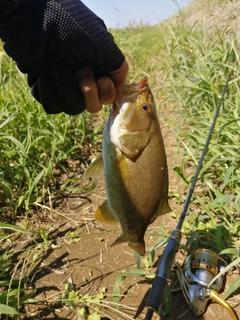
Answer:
[
  {"xmin": 0, "ymin": 0, "xmax": 126, "ymax": 115},
  {"xmin": 0, "ymin": 0, "xmax": 37, "ymax": 39},
  {"xmin": 0, "ymin": 0, "xmax": 124, "ymax": 82}
]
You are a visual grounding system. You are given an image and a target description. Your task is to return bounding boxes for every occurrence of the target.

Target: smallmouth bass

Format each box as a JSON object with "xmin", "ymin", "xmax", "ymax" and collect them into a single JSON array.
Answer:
[{"xmin": 85, "ymin": 77, "xmax": 171, "ymax": 255}]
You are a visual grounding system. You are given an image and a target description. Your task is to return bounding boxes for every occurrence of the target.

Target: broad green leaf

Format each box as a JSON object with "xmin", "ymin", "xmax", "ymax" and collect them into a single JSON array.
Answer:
[
  {"xmin": 123, "ymin": 269, "xmax": 147, "ymax": 276},
  {"xmin": 173, "ymin": 166, "xmax": 189, "ymax": 185},
  {"xmin": 223, "ymin": 276, "xmax": 240, "ymax": 300},
  {"xmin": 220, "ymin": 248, "xmax": 240, "ymax": 256},
  {"xmin": 88, "ymin": 312, "xmax": 101, "ymax": 320},
  {"xmin": 208, "ymin": 257, "xmax": 240, "ymax": 288},
  {"xmin": 0, "ymin": 304, "xmax": 19, "ymax": 315},
  {"xmin": 0, "ymin": 134, "xmax": 27, "ymax": 156},
  {"xmin": 0, "ymin": 114, "xmax": 15, "ymax": 129},
  {"xmin": 0, "ymin": 223, "xmax": 25, "ymax": 233},
  {"xmin": 113, "ymin": 272, "xmax": 126, "ymax": 310}
]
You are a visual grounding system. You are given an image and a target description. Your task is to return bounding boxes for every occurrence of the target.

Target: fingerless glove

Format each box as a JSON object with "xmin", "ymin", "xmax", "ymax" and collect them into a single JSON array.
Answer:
[{"xmin": 0, "ymin": 0, "xmax": 125, "ymax": 114}]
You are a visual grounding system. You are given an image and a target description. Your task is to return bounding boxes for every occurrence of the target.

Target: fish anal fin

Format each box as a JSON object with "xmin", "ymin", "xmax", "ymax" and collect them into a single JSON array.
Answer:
[
  {"xmin": 110, "ymin": 234, "xmax": 128, "ymax": 248},
  {"xmin": 161, "ymin": 200, "xmax": 172, "ymax": 215},
  {"xmin": 94, "ymin": 201, "xmax": 118, "ymax": 225},
  {"xmin": 84, "ymin": 153, "xmax": 103, "ymax": 177},
  {"xmin": 150, "ymin": 200, "xmax": 172, "ymax": 224}
]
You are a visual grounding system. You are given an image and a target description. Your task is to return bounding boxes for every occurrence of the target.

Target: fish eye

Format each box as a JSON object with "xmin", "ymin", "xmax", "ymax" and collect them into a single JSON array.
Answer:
[{"xmin": 142, "ymin": 103, "xmax": 150, "ymax": 114}]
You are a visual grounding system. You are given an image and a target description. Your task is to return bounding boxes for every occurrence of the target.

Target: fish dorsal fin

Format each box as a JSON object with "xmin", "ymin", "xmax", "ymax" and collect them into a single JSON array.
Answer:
[
  {"xmin": 84, "ymin": 153, "xmax": 103, "ymax": 177},
  {"xmin": 94, "ymin": 201, "xmax": 118, "ymax": 224}
]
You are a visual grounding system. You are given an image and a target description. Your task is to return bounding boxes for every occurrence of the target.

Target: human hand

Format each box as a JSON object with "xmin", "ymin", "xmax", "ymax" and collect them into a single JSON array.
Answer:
[
  {"xmin": 31, "ymin": 59, "xmax": 128, "ymax": 115},
  {"xmin": 75, "ymin": 60, "xmax": 129, "ymax": 113},
  {"xmin": 1, "ymin": 0, "xmax": 128, "ymax": 115}
]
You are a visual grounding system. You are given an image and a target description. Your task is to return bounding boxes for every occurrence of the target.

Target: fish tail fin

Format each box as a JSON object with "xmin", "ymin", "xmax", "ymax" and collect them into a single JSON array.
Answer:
[
  {"xmin": 128, "ymin": 241, "xmax": 145, "ymax": 256},
  {"xmin": 84, "ymin": 153, "xmax": 104, "ymax": 177},
  {"xmin": 111, "ymin": 235, "xmax": 146, "ymax": 256}
]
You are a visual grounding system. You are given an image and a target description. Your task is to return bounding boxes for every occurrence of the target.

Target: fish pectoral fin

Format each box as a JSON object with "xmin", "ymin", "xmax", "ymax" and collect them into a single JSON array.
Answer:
[
  {"xmin": 84, "ymin": 153, "xmax": 104, "ymax": 177},
  {"xmin": 118, "ymin": 132, "xmax": 150, "ymax": 160},
  {"xmin": 94, "ymin": 202, "xmax": 118, "ymax": 224}
]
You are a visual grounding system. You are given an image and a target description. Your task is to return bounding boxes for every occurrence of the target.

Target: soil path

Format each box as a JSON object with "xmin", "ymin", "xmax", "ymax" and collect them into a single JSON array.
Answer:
[{"xmin": 26, "ymin": 89, "xmax": 240, "ymax": 320}]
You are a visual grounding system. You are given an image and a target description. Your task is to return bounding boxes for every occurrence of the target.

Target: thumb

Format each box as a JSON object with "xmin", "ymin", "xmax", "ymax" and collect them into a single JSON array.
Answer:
[{"xmin": 108, "ymin": 60, "xmax": 129, "ymax": 86}]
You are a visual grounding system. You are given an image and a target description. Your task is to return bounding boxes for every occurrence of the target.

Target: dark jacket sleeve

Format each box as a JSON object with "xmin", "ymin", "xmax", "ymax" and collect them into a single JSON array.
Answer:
[{"xmin": 0, "ymin": 0, "xmax": 125, "ymax": 85}]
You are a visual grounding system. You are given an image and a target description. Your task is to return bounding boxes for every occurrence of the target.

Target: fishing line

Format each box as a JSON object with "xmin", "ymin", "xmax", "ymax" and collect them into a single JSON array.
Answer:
[{"xmin": 144, "ymin": 70, "xmax": 232, "ymax": 320}]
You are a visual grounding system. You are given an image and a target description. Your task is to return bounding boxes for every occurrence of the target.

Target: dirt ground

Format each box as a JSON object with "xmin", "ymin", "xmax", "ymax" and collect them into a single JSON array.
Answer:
[
  {"xmin": 19, "ymin": 104, "xmax": 240, "ymax": 320},
  {"xmin": 2, "ymin": 0, "xmax": 240, "ymax": 318}
]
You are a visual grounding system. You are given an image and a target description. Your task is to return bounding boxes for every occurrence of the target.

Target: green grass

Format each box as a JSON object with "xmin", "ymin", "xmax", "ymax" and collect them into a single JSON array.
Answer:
[
  {"xmin": 0, "ymin": 48, "xmax": 103, "ymax": 318},
  {"xmin": 158, "ymin": 20, "xmax": 240, "ymax": 239},
  {"xmin": 0, "ymin": 52, "xmax": 102, "ymax": 219},
  {"xmin": 111, "ymin": 1, "xmax": 240, "ymax": 316},
  {"xmin": 1, "ymin": 0, "xmax": 240, "ymax": 317}
]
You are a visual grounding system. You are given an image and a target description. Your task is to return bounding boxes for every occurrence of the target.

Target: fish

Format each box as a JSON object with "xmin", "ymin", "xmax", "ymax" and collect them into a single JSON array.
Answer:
[{"xmin": 85, "ymin": 76, "xmax": 171, "ymax": 255}]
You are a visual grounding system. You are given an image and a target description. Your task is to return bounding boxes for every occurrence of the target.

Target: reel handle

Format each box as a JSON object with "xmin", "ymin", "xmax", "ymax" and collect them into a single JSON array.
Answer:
[{"xmin": 210, "ymin": 290, "xmax": 238, "ymax": 320}]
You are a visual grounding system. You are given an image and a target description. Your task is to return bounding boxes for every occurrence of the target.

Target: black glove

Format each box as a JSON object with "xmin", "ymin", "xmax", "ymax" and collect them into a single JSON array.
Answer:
[{"xmin": 0, "ymin": 0, "xmax": 125, "ymax": 115}]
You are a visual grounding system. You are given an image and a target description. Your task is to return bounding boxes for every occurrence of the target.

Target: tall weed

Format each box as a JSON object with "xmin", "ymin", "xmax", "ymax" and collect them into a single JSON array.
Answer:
[
  {"xmin": 112, "ymin": 9, "xmax": 240, "ymax": 313},
  {"xmin": 1, "ymin": 2, "xmax": 240, "ymax": 315},
  {"xmin": 0, "ymin": 50, "xmax": 97, "ymax": 218}
]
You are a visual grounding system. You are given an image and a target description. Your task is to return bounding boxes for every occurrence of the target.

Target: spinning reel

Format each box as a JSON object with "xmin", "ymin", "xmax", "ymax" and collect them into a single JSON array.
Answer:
[{"xmin": 174, "ymin": 248, "xmax": 237, "ymax": 319}]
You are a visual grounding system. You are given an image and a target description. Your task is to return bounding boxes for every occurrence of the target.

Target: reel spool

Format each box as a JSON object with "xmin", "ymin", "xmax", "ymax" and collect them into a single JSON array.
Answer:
[{"xmin": 174, "ymin": 248, "xmax": 237, "ymax": 319}]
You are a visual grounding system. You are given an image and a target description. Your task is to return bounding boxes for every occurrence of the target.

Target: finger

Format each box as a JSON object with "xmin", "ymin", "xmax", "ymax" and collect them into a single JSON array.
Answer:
[
  {"xmin": 108, "ymin": 59, "xmax": 129, "ymax": 85},
  {"xmin": 33, "ymin": 73, "xmax": 63, "ymax": 114},
  {"xmin": 97, "ymin": 77, "xmax": 116, "ymax": 105},
  {"xmin": 52, "ymin": 64, "xmax": 85, "ymax": 115},
  {"xmin": 75, "ymin": 68, "xmax": 102, "ymax": 114},
  {"xmin": 31, "ymin": 64, "xmax": 86, "ymax": 115}
]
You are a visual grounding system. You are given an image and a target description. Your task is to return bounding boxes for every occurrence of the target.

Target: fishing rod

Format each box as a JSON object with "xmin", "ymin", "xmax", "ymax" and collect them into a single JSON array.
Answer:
[{"xmin": 144, "ymin": 71, "xmax": 233, "ymax": 320}]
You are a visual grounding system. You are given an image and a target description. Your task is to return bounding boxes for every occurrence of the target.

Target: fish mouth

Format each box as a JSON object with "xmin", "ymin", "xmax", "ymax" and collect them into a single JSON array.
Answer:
[
  {"xmin": 121, "ymin": 76, "xmax": 148, "ymax": 95},
  {"xmin": 115, "ymin": 76, "xmax": 148, "ymax": 111}
]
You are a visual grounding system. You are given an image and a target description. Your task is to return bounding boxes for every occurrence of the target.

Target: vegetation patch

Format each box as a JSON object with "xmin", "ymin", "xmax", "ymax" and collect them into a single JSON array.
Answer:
[{"xmin": 0, "ymin": 0, "xmax": 240, "ymax": 319}]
